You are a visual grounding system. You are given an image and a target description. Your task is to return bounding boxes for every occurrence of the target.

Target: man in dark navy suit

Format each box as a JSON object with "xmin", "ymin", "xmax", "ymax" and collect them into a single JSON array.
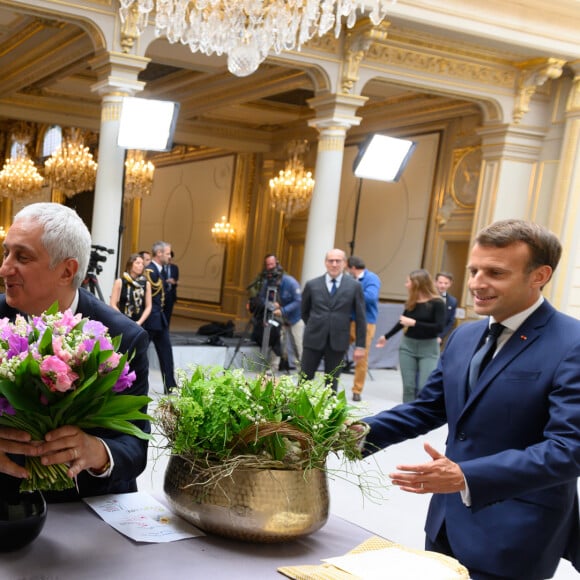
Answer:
[
  {"xmin": 301, "ymin": 248, "xmax": 366, "ymax": 391},
  {"xmin": 0, "ymin": 202, "xmax": 150, "ymax": 501},
  {"xmin": 143, "ymin": 241, "xmax": 176, "ymax": 393},
  {"xmin": 163, "ymin": 250, "xmax": 179, "ymax": 325},
  {"xmin": 435, "ymin": 271, "xmax": 458, "ymax": 346},
  {"xmin": 363, "ymin": 220, "xmax": 580, "ymax": 579}
]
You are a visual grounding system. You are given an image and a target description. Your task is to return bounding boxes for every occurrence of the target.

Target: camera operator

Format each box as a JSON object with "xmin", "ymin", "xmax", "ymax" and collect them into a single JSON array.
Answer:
[{"xmin": 247, "ymin": 254, "xmax": 303, "ymax": 372}]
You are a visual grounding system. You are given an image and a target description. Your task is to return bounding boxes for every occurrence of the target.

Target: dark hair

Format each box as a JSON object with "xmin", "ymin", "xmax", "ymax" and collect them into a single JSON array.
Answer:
[
  {"xmin": 347, "ymin": 256, "xmax": 365, "ymax": 269},
  {"xmin": 436, "ymin": 271, "xmax": 453, "ymax": 282},
  {"xmin": 125, "ymin": 253, "xmax": 143, "ymax": 272},
  {"xmin": 475, "ymin": 219, "xmax": 562, "ymax": 273}
]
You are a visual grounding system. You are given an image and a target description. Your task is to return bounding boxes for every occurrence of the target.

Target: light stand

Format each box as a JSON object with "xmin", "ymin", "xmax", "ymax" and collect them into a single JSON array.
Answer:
[{"xmin": 348, "ymin": 177, "xmax": 364, "ymax": 256}]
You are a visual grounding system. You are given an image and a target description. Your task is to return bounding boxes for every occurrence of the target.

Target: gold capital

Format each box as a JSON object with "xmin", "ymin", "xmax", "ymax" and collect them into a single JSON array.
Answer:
[{"xmin": 513, "ymin": 58, "xmax": 565, "ymax": 123}]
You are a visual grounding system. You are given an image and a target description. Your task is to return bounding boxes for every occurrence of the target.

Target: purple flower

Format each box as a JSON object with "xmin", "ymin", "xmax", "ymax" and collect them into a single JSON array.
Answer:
[
  {"xmin": 83, "ymin": 319, "xmax": 108, "ymax": 338},
  {"xmin": 30, "ymin": 315, "xmax": 47, "ymax": 334},
  {"xmin": 113, "ymin": 364, "xmax": 136, "ymax": 393},
  {"xmin": 0, "ymin": 397, "xmax": 15, "ymax": 416},
  {"xmin": 6, "ymin": 333, "xmax": 30, "ymax": 359}
]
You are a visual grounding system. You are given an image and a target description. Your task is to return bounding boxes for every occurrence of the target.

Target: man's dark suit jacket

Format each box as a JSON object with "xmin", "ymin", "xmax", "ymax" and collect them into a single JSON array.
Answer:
[
  {"xmin": 0, "ymin": 289, "xmax": 150, "ymax": 501},
  {"xmin": 143, "ymin": 262, "xmax": 168, "ymax": 332},
  {"xmin": 163, "ymin": 262, "xmax": 179, "ymax": 321},
  {"xmin": 439, "ymin": 292, "xmax": 458, "ymax": 339},
  {"xmin": 302, "ymin": 274, "xmax": 366, "ymax": 352},
  {"xmin": 364, "ymin": 300, "xmax": 580, "ymax": 579}
]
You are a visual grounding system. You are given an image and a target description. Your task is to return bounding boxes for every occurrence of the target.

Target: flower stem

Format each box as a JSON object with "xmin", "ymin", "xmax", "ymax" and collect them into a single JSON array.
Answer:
[{"xmin": 20, "ymin": 457, "xmax": 75, "ymax": 492}]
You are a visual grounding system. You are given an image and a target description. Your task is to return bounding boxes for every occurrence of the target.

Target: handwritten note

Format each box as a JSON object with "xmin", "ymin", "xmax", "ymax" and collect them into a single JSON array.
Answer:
[{"xmin": 83, "ymin": 492, "xmax": 204, "ymax": 543}]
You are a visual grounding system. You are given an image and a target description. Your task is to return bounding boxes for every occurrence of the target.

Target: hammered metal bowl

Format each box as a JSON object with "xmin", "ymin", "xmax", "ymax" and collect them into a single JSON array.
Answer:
[{"xmin": 164, "ymin": 455, "xmax": 329, "ymax": 542}]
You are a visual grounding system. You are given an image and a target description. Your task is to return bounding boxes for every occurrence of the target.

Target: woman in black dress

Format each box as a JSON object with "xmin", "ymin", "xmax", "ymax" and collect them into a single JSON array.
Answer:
[{"xmin": 110, "ymin": 253, "xmax": 152, "ymax": 326}]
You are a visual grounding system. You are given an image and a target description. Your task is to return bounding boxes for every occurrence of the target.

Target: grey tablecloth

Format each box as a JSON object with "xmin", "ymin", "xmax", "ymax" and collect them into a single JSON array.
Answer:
[{"xmin": 3, "ymin": 501, "xmax": 378, "ymax": 579}]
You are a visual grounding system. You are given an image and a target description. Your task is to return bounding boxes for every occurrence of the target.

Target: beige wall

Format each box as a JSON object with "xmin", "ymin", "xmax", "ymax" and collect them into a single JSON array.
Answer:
[{"xmin": 138, "ymin": 155, "xmax": 235, "ymax": 304}]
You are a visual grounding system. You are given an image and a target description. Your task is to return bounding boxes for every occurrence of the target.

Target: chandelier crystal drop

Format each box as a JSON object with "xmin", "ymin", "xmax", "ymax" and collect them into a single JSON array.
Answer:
[
  {"xmin": 124, "ymin": 150, "xmax": 155, "ymax": 200},
  {"xmin": 0, "ymin": 142, "xmax": 44, "ymax": 200},
  {"xmin": 44, "ymin": 129, "xmax": 97, "ymax": 198},
  {"xmin": 269, "ymin": 140, "xmax": 315, "ymax": 219},
  {"xmin": 119, "ymin": 1, "xmax": 392, "ymax": 77}
]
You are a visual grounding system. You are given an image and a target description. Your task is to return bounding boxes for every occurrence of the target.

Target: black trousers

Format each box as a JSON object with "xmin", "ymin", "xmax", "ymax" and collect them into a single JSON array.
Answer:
[
  {"xmin": 147, "ymin": 327, "xmax": 176, "ymax": 392},
  {"xmin": 300, "ymin": 342, "xmax": 345, "ymax": 391}
]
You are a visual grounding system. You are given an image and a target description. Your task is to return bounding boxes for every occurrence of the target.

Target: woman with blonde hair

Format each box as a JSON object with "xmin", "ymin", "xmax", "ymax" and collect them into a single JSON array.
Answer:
[
  {"xmin": 110, "ymin": 253, "xmax": 152, "ymax": 326},
  {"xmin": 376, "ymin": 269, "xmax": 445, "ymax": 402}
]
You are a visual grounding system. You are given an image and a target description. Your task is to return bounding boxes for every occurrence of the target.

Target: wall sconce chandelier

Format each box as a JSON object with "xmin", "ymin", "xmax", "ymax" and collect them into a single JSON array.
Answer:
[
  {"xmin": 124, "ymin": 150, "xmax": 155, "ymax": 200},
  {"xmin": 44, "ymin": 128, "xmax": 97, "ymax": 198},
  {"xmin": 211, "ymin": 216, "xmax": 235, "ymax": 244},
  {"xmin": 269, "ymin": 140, "xmax": 315, "ymax": 219},
  {"xmin": 0, "ymin": 142, "xmax": 44, "ymax": 200},
  {"xmin": 119, "ymin": 1, "xmax": 392, "ymax": 77}
]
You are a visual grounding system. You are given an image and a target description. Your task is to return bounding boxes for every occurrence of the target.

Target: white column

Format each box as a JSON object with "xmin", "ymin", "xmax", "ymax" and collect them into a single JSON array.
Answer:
[
  {"xmin": 91, "ymin": 94, "xmax": 125, "ymax": 300},
  {"xmin": 547, "ymin": 64, "xmax": 580, "ymax": 314},
  {"xmin": 301, "ymin": 94, "xmax": 367, "ymax": 285},
  {"xmin": 89, "ymin": 52, "xmax": 149, "ymax": 300}
]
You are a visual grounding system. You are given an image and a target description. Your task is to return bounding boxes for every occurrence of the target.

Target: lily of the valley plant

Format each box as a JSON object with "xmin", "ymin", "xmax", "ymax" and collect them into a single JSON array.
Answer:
[{"xmin": 157, "ymin": 366, "xmax": 367, "ymax": 485}]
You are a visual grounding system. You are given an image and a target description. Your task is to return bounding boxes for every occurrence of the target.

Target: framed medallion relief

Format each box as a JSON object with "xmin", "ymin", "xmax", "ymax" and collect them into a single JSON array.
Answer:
[{"xmin": 450, "ymin": 146, "xmax": 482, "ymax": 208}]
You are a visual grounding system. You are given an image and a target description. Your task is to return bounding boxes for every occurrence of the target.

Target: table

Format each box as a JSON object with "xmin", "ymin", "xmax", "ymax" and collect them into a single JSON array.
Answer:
[{"xmin": 3, "ymin": 501, "xmax": 377, "ymax": 579}]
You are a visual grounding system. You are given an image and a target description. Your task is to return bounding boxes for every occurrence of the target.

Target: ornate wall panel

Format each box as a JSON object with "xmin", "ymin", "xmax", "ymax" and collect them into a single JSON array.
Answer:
[{"xmin": 139, "ymin": 155, "xmax": 235, "ymax": 304}]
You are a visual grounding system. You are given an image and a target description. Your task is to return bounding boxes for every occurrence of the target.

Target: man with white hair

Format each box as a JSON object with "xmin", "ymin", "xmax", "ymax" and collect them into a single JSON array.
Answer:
[{"xmin": 0, "ymin": 202, "xmax": 150, "ymax": 501}]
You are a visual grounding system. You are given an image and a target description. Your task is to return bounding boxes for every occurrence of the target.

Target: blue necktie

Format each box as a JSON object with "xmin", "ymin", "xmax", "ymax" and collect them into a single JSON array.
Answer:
[
  {"xmin": 330, "ymin": 278, "xmax": 337, "ymax": 296},
  {"xmin": 468, "ymin": 323, "xmax": 504, "ymax": 392}
]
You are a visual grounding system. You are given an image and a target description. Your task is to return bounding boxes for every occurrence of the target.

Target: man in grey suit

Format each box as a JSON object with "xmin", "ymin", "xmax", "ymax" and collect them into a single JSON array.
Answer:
[{"xmin": 301, "ymin": 249, "xmax": 367, "ymax": 391}]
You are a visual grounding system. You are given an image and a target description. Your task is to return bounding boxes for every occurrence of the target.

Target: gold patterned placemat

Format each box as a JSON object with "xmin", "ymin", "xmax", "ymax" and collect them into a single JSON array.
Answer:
[{"xmin": 277, "ymin": 536, "xmax": 470, "ymax": 579}]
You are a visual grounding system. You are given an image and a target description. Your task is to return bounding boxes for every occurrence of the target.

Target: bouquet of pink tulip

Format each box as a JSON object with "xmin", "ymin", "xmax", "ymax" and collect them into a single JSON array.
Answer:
[{"xmin": 0, "ymin": 304, "xmax": 151, "ymax": 492}]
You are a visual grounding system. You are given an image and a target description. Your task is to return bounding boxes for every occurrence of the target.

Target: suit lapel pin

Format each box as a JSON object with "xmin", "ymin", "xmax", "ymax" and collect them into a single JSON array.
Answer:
[{"xmin": 520, "ymin": 335, "xmax": 527, "ymax": 340}]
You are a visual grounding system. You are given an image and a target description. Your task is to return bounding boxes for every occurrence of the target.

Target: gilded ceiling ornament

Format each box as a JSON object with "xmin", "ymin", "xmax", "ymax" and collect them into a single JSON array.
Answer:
[
  {"xmin": 513, "ymin": 58, "xmax": 566, "ymax": 124},
  {"xmin": 342, "ymin": 20, "xmax": 390, "ymax": 93}
]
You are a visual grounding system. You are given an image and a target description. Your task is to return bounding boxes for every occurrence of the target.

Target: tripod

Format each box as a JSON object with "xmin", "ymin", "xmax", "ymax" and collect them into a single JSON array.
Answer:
[
  {"xmin": 81, "ymin": 245, "xmax": 114, "ymax": 302},
  {"xmin": 224, "ymin": 315, "xmax": 254, "ymax": 370},
  {"xmin": 260, "ymin": 285, "xmax": 281, "ymax": 361},
  {"xmin": 82, "ymin": 269, "xmax": 104, "ymax": 301}
]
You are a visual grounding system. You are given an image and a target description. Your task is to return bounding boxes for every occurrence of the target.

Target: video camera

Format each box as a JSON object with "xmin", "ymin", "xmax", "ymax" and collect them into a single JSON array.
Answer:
[
  {"xmin": 264, "ymin": 264, "xmax": 283, "ymax": 285},
  {"xmin": 87, "ymin": 244, "xmax": 114, "ymax": 276}
]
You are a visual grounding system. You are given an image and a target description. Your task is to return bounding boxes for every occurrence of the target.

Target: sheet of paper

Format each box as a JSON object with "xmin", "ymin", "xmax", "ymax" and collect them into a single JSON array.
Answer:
[
  {"xmin": 323, "ymin": 547, "xmax": 461, "ymax": 580},
  {"xmin": 83, "ymin": 491, "xmax": 205, "ymax": 543}
]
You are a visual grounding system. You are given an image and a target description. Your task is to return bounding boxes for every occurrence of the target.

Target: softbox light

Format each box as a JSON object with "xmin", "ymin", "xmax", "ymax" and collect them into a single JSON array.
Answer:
[
  {"xmin": 353, "ymin": 134, "xmax": 416, "ymax": 182},
  {"xmin": 117, "ymin": 97, "xmax": 180, "ymax": 152}
]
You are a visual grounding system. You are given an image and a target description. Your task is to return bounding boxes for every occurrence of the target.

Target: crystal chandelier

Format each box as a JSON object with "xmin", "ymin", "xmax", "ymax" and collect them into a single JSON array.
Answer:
[
  {"xmin": 119, "ymin": 1, "xmax": 391, "ymax": 77},
  {"xmin": 269, "ymin": 140, "xmax": 315, "ymax": 219},
  {"xmin": 44, "ymin": 128, "xmax": 97, "ymax": 198},
  {"xmin": 124, "ymin": 150, "xmax": 155, "ymax": 200},
  {"xmin": 0, "ymin": 142, "xmax": 44, "ymax": 200},
  {"xmin": 211, "ymin": 215, "xmax": 235, "ymax": 244}
]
